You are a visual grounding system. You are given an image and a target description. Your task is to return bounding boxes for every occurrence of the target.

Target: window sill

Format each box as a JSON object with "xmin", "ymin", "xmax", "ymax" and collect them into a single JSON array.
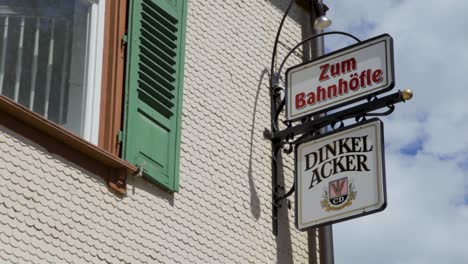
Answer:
[{"xmin": 0, "ymin": 95, "xmax": 136, "ymax": 195}]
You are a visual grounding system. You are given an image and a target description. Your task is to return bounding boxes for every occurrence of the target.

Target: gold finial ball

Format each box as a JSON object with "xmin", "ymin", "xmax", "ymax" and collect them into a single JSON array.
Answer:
[{"xmin": 402, "ymin": 89, "xmax": 413, "ymax": 101}]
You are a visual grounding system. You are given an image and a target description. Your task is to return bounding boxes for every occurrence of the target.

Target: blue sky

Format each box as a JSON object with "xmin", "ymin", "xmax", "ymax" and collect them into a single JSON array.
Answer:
[{"xmin": 324, "ymin": 0, "xmax": 468, "ymax": 263}]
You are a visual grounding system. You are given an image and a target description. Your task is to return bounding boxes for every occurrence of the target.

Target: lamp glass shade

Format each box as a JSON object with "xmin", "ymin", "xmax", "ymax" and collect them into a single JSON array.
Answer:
[{"xmin": 314, "ymin": 16, "xmax": 332, "ymax": 30}]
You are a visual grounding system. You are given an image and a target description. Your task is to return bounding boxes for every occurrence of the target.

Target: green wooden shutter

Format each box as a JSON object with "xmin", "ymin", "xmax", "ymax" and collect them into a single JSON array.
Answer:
[{"xmin": 123, "ymin": 0, "xmax": 187, "ymax": 191}]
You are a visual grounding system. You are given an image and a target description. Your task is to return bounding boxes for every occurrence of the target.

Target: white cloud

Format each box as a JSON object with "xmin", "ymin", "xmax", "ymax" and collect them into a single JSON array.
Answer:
[
  {"xmin": 324, "ymin": 0, "xmax": 468, "ymax": 263},
  {"xmin": 334, "ymin": 152, "xmax": 468, "ymax": 264}
]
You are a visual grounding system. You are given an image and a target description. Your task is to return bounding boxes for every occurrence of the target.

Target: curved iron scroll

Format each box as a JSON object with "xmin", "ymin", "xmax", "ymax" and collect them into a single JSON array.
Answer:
[
  {"xmin": 366, "ymin": 104, "xmax": 395, "ymax": 117},
  {"xmin": 275, "ymin": 31, "xmax": 361, "ymax": 85},
  {"xmin": 273, "ymin": 98, "xmax": 285, "ymax": 132},
  {"xmin": 273, "ymin": 183, "xmax": 295, "ymax": 208},
  {"xmin": 270, "ymin": 0, "xmax": 294, "ymax": 90}
]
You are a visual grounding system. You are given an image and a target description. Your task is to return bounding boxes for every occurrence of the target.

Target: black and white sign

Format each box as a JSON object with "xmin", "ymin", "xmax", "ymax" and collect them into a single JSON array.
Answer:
[
  {"xmin": 286, "ymin": 34, "xmax": 394, "ymax": 121},
  {"xmin": 295, "ymin": 119, "xmax": 387, "ymax": 231}
]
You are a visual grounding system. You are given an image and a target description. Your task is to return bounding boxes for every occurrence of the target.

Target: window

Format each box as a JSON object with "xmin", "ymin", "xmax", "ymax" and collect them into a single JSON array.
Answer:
[
  {"xmin": 0, "ymin": 0, "xmax": 187, "ymax": 193},
  {"xmin": 123, "ymin": 0, "xmax": 187, "ymax": 191},
  {"xmin": 0, "ymin": 0, "xmax": 105, "ymax": 144}
]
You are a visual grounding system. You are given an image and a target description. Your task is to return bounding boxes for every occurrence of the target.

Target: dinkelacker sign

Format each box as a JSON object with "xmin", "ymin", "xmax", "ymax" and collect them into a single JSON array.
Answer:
[
  {"xmin": 295, "ymin": 119, "xmax": 386, "ymax": 230},
  {"xmin": 286, "ymin": 34, "xmax": 394, "ymax": 121}
]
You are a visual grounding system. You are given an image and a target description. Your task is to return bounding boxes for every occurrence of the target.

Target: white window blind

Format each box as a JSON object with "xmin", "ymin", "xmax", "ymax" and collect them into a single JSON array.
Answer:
[
  {"xmin": 0, "ymin": 0, "xmax": 105, "ymax": 143},
  {"xmin": 0, "ymin": 15, "xmax": 71, "ymax": 121}
]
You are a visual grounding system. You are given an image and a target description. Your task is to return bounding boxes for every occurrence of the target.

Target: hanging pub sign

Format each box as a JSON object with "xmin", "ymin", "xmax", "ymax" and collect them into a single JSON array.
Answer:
[
  {"xmin": 295, "ymin": 119, "xmax": 386, "ymax": 231},
  {"xmin": 285, "ymin": 34, "xmax": 394, "ymax": 121}
]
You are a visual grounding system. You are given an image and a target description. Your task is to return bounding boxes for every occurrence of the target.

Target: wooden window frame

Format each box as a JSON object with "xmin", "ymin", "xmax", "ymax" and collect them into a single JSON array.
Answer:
[{"xmin": 99, "ymin": 0, "xmax": 128, "ymax": 157}]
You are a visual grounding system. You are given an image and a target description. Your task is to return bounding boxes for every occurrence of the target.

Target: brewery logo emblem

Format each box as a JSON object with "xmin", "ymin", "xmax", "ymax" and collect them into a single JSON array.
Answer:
[{"xmin": 321, "ymin": 177, "xmax": 357, "ymax": 211}]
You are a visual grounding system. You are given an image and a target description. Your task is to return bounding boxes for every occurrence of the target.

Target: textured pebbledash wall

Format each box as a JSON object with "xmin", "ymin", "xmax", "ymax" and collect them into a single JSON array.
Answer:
[{"xmin": 0, "ymin": 0, "xmax": 314, "ymax": 263}]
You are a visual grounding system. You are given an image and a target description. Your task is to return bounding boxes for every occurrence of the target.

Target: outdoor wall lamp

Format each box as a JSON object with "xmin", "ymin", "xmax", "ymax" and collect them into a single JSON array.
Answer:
[{"xmin": 313, "ymin": 0, "xmax": 332, "ymax": 30}]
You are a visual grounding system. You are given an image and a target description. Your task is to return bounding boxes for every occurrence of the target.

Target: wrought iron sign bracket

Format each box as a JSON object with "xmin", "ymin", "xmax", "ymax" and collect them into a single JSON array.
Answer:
[
  {"xmin": 267, "ymin": 89, "xmax": 412, "ymax": 236},
  {"xmin": 264, "ymin": 0, "xmax": 407, "ymax": 236}
]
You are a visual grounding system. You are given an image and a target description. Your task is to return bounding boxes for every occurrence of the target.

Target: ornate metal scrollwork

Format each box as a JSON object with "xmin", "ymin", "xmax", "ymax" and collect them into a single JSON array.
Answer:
[
  {"xmin": 270, "ymin": 91, "xmax": 409, "ymax": 142},
  {"xmin": 355, "ymin": 115, "xmax": 367, "ymax": 123},
  {"xmin": 273, "ymin": 183, "xmax": 295, "ymax": 208},
  {"xmin": 283, "ymin": 142, "xmax": 294, "ymax": 154},
  {"xmin": 366, "ymin": 104, "xmax": 395, "ymax": 117},
  {"xmin": 367, "ymin": 94, "xmax": 378, "ymax": 102},
  {"xmin": 331, "ymin": 119, "xmax": 345, "ymax": 129},
  {"xmin": 273, "ymin": 86, "xmax": 283, "ymax": 96}
]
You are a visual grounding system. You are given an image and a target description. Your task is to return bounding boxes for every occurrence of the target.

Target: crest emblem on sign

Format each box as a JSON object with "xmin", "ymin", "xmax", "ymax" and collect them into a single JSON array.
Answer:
[{"xmin": 321, "ymin": 177, "xmax": 357, "ymax": 211}]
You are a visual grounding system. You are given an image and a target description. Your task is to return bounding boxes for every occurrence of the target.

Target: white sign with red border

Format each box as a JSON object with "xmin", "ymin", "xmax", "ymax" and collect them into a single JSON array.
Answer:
[
  {"xmin": 286, "ymin": 34, "xmax": 394, "ymax": 121},
  {"xmin": 295, "ymin": 119, "xmax": 387, "ymax": 231}
]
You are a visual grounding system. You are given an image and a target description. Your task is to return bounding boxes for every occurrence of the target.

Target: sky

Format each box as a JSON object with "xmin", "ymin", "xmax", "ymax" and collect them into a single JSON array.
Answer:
[{"xmin": 323, "ymin": 0, "xmax": 468, "ymax": 263}]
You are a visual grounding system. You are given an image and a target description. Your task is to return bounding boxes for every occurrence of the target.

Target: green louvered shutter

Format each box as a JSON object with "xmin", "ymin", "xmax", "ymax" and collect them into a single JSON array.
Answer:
[{"xmin": 123, "ymin": 0, "xmax": 187, "ymax": 191}]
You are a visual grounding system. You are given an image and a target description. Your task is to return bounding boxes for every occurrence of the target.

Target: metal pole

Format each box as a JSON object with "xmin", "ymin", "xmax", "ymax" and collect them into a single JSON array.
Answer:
[
  {"xmin": 270, "ymin": 0, "xmax": 295, "ymax": 237},
  {"xmin": 318, "ymin": 225, "xmax": 334, "ymax": 264},
  {"xmin": 310, "ymin": 1, "xmax": 334, "ymax": 263}
]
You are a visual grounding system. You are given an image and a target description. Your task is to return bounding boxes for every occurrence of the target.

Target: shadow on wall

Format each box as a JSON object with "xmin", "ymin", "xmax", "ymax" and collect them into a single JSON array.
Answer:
[
  {"xmin": 248, "ymin": 67, "xmax": 293, "ymax": 261},
  {"xmin": 247, "ymin": 69, "xmax": 270, "ymax": 220},
  {"xmin": 266, "ymin": 0, "xmax": 311, "ymax": 263},
  {"xmin": 51, "ymin": 145, "xmax": 175, "ymax": 207}
]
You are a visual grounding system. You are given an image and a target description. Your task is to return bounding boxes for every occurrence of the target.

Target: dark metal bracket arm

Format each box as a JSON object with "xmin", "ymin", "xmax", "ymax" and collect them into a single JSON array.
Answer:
[
  {"xmin": 273, "ymin": 183, "xmax": 295, "ymax": 208},
  {"xmin": 266, "ymin": 90, "xmax": 409, "ymax": 143}
]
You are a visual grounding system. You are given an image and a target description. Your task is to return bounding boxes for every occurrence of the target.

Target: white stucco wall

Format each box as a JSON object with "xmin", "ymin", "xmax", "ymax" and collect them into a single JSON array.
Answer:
[{"xmin": 0, "ymin": 1, "xmax": 314, "ymax": 263}]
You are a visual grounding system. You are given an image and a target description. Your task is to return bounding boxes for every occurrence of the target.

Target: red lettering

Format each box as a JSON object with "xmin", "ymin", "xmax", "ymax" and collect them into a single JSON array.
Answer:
[
  {"xmin": 330, "ymin": 64, "xmax": 340, "ymax": 77},
  {"xmin": 307, "ymin": 92, "xmax": 316, "ymax": 105},
  {"xmin": 338, "ymin": 78, "xmax": 348, "ymax": 95},
  {"xmin": 372, "ymin": 69, "xmax": 383, "ymax": 83},
  {"xmin": 295, "ymin": 93, "xmax": 306, "ymax": 109},
  {"xmin": 327, "ymin": 84, "xmax": 337, "ymax": 98},
  {"xmin": 295, "ymin": 67, "xmax": 384, "ymax": 112},
  {"xmin": 342, "ymin": 58, "xmax": 357, "ymax": 72},
  {"xmin": 366, "ymin": 69, "xmax": 372, "ymax": 86},
  {"xmin": 319, "ymin": 64, "xmax": 330, "ymax": 82},
  {"xmin": 349, "ymin": 73, "xmax": 359, "ymax": 91},
  {"xmin": 317, "ymin": 86, "xmax": 326, "ymax": 102},
  {"xmin": 359, "ymin": 70, "xmax": 367, "ymax": 88}
]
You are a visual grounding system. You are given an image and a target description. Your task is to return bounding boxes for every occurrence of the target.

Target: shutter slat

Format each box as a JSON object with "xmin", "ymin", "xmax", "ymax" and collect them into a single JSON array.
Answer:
[
  {"xmin": 137, "ymin": 87, "xmax": 173, "ymax": 119},
  {"xmin": 141, "ymin": 12, "xmax": 177, "ymax": 45},
  {"xmin": 140, "ymin": 53, "xmax": 175, "ymax": 84},
  {"xmin": 139, "ymin": 70, "xmax": 174, "ymax": 101},
  {"xmin": 139, "ymin": 75, "xmax": 174, "ymax": 109},
  {"xmin": 141, "ymin": 27, "xmax": 176, "ymax": 58},
  {"xmin": 139, "ymin": 60, "xmax": 174, "ymax": 93},
  {"xmin": 142, "ymin": 0, "xmax": 178, "ymax": 25},
  {"xmin": 140, "ymin": 37, "xmax": 176, "ymax": 73}
]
